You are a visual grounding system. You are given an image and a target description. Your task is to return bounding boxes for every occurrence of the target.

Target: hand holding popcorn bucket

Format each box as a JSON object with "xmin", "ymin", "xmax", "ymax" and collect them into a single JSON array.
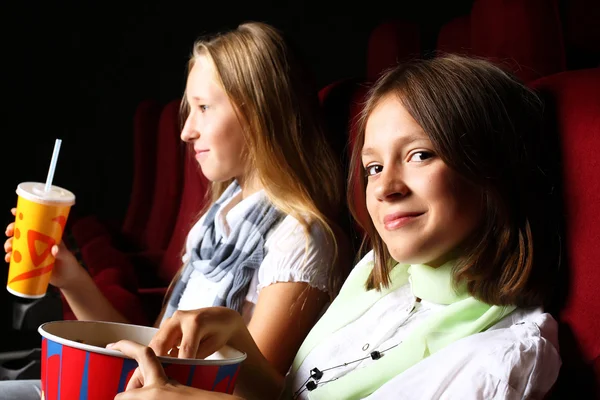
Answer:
[{"xmin": 38, "ymin": 320, "xmax": 247, "ymax": 399}]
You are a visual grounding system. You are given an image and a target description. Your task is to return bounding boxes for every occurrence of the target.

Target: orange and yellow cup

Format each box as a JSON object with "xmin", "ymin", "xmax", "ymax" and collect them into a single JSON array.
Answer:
[{"xmin": 7, "ymin": 182, "xmax": 75, "ymax": 298}]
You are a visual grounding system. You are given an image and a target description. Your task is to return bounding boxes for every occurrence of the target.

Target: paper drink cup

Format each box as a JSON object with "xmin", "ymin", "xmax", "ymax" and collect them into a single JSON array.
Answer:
[
  {"xmin": 38, "ymin": 320, "xmax": 247, "ymax": 400},
  {"xmin": 7, "ymin": 182, "xmax": 75, "ymax": 298}
]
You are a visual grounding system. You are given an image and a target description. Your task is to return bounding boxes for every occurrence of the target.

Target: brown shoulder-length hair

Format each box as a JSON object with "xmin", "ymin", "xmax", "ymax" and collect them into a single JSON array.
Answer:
[{"xmin": 349, "ymin": 55, "xmax": 560, "ymax": 308}]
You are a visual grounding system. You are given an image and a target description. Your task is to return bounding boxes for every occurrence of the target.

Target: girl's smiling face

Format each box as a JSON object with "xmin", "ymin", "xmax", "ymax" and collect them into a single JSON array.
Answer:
[{"xmin": 363, "ymin": 95, "xmax": 483, "ymax": 266}]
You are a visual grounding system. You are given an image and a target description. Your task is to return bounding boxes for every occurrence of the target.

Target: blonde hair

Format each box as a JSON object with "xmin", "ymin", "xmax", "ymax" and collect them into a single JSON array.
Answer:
[{"xmin": 168, "ymin": 22, "xmax": 347, "ymax": 304}]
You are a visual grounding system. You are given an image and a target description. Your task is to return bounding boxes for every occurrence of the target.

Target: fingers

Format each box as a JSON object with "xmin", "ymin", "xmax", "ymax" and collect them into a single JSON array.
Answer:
[
  {"xmin": 150, "ymin": 311, "xmax": 207, "ymax": 359},
  {"xmin": 4, "ymin": 237, "xmax": 12, "ymax": 252},
  {"xmin": 124, "ymin": 368, "xmax": 144, "ymax": 392},
  {"xmin": 5, "ymin": 210, "xmax": 16, "ymax": 264},
  {"xmin": 5, "ymin": 222, "xmax": 14, "ymax": 237},
  {"xmin": 4, "ymin": 238, "xmax": 13, "ymax": 263},
  {"xmin": 166, "ymin": 346, "xmax": 179, "ymax": 358},
  {"xmin": 148, "ymin": 318, "xmax": 184, "ymax": 357},
  {"xmin": 108, "ymin": 340, "xmax": 168, "ymax": 387},
  {"xmin": 195, "ymin": 335, "xmax": 222, "ymax": 360},
  {"xmin": 51, "ymin": 245, "xmax": 59, "ymax": 257},
  {"xmin": 149, "ymin": 309, "xmax": 231, "ymax": 360},
  {"xmin": 177, "ymin": 318, "xmax": 205, "ymax": 359}
]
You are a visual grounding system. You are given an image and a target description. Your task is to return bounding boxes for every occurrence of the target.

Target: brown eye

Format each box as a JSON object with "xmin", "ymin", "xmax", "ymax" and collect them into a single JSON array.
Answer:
[
  {"xmin": 409, "ymin": 151, "xmax": 434, "ymax": 162},
  {"xmin": 365, "ymin": 164, "xmax": 383, "ymax": 177}
]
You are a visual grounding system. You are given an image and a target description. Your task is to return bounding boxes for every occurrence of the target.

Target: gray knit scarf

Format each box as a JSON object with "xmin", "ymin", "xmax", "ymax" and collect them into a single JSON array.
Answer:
[{"xmin": 163, "ymin": 181, "xmax": 284, "ymax": 320}]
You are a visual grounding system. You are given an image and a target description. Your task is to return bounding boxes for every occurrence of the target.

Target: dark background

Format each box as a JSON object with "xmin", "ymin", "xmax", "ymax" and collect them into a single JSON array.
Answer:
[
  {"xmin": 0, "ymin": 0, "xmax": 473, "ymax": 335},
  {"xmin": 0, "ymin": 0, "xmax": 473, "ymax": 225}
]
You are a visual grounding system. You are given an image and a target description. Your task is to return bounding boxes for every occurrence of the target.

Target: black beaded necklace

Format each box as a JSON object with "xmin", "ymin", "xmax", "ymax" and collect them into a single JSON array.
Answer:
[
  {"xmin": 292, "ymin": 342, "xmax": 401, "ymax": 399},
  {"xmin": 292, "ymin": 298, "xmax": 423, "ymax": 398}
]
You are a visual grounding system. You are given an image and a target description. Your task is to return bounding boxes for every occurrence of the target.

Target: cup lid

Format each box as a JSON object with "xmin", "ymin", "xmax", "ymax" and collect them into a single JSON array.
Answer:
[{"xmin": 16, "ymin": 182, "xmax": 75, "ymax": 206}]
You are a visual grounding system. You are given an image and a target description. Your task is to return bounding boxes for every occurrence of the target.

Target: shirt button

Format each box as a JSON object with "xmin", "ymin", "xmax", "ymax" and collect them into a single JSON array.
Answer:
[{"xmin": 362, "ymin": 343, "xmax": 370, "ymax": 351}]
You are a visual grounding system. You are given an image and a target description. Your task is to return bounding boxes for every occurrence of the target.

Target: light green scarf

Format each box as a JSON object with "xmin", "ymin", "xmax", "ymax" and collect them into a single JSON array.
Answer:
[{"xmin": 288, "ymin": 253, "xmax": 516, "ymax": 399}]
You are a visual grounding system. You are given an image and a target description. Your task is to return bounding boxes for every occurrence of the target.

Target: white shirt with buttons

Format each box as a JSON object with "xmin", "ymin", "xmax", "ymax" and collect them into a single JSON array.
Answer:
[{"xmin": 290, "ymin": 255, "xmax": 561, "ymax": 399}]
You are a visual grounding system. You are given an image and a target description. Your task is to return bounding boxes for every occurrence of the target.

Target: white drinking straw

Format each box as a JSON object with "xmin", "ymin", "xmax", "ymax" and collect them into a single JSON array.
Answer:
[{"xmin": 45, "ymin": 139, "xmax": 62, "ymax": 192}]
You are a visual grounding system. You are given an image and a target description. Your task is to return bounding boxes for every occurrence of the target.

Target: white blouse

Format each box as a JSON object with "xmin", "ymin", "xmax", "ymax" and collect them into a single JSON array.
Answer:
[
  {"xmin": 289, "ymin": 253, "xmax": 561, "ymax": 399},
  {"xmin": 176, "ymin": 187, "xmax": 333, "ymax": 323}
]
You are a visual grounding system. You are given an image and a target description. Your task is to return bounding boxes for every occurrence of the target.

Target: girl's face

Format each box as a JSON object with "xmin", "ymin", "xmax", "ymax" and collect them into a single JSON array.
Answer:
[
  {"xmin": 363, "ymin": 95, "xmax": 483, "ymax": 267},
  {"xmin": 180, "ymin": 55, "xmax": 249, "ymax": 183}
]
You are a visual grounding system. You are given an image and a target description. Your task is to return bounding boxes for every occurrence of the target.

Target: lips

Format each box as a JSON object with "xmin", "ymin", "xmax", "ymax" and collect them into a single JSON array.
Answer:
[
  {"xmin": 383, "ymin": 211, "xmax": 424, "ymax": 230},
  {"xmin": 194, "ymin": 149, "xmax": 209, "ymax": 160}
]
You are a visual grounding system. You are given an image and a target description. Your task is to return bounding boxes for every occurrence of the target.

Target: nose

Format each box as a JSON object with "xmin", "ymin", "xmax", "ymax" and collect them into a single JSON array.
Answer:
[
  {"xmin": 180, "ymin": 113, "xmax": 199, "ymax": 143},
  {"xmin": 372, "ymin": 167, "xmax": 409, "ymax": 202}
]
